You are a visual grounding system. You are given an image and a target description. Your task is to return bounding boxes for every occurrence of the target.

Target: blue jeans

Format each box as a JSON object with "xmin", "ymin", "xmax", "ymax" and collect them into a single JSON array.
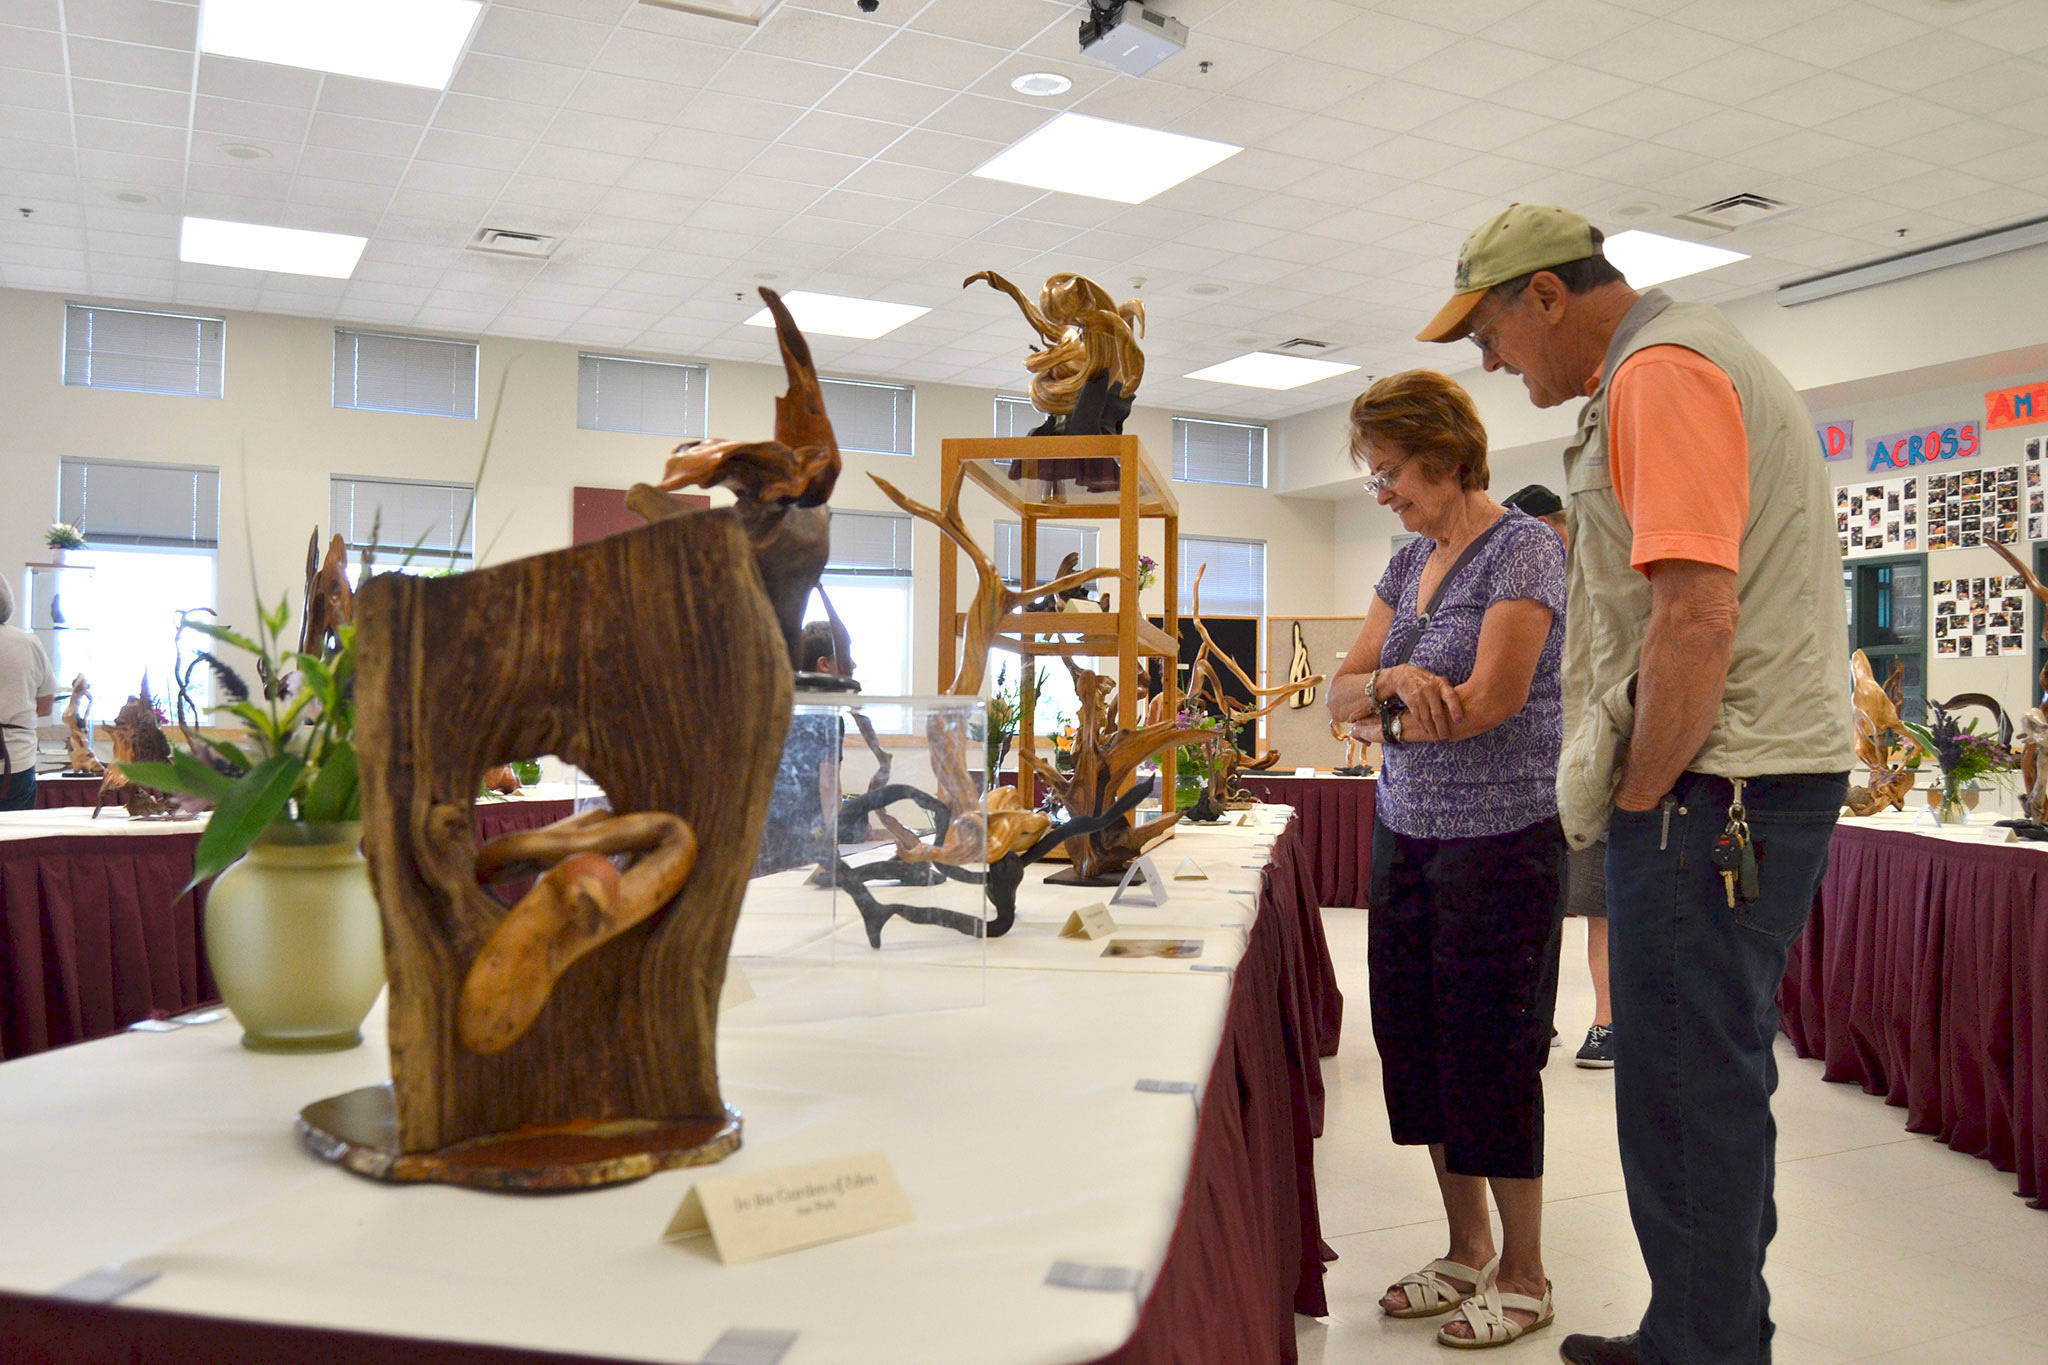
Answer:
[
  {"xmin": 0, "ymin": 768, "xmax": 34, "ymax": 811},
  {"xmin": 1606, "ymin": 771, "xmax": 1845, "ymax": 1365}
]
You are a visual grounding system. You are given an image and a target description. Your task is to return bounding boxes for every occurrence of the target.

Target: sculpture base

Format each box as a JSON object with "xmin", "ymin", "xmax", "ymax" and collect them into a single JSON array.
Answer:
[
  {"xmin": 298, "ymin": 1083, "xmax": 742, "ymax": 1193},
  {"xmin": 1044, "ymin": 864, "xmax": 1133, "ymax": 887}
]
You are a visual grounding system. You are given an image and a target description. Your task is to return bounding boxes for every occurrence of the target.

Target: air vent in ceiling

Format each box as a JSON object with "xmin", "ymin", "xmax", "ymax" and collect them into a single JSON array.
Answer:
[
  {"xmin": 1273, "ymin": 337, "xmax": 1332, "ymax": 354},
  {"xmin": 1677, "ymin": 194, "xmax": 1792, "ymax": 232},
  {"xmin": 468, "ymin": 227, "xmax": 559, "ymax": 260}
]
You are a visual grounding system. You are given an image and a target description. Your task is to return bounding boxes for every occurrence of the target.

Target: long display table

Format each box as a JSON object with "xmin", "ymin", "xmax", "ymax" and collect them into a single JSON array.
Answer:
[
  {"xmin": 1234, "ymin": 774, "xmax": 1376, "ymax": 909},
  {"xmin": 1779, "ymin": 813, "xmax": 2048, "ymax": 1210},
  {"xmin": 0, "ymin": 808, "xmax": 1337, "ymax": 1363}
]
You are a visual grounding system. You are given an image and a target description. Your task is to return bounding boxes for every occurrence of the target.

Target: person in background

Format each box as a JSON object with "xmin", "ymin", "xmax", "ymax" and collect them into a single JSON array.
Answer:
[
  {"xmin": 1419, "ymin": 204, "xmax": 1851, "ymax": 1365},
  {"xmin": 1328, "ymin": 370, "xmax": 1567, "ymax": 1351},
  {"xmin": 1503, "ymin": 483, "xmax": 1613, "ymax": 1070},
  {"xmin": 0, "ymin": 575, "xmax": 58, "ymax": 812}
]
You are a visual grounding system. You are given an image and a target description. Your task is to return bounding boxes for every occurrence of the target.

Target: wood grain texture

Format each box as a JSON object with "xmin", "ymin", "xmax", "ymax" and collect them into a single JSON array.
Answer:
[{"xmin": 354, "ymin": 509, "xmax": 790, "ymax": 1155}]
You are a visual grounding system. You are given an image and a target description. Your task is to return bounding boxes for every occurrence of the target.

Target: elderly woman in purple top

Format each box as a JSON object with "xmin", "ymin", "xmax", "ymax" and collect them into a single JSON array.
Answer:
[{"xmin": 1327, "ymin": 370, "xmax": 1567, "ymax": 1351}]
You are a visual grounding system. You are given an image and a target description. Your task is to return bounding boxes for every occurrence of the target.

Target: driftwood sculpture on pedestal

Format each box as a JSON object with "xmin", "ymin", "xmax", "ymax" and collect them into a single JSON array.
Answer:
[
  {"xmin": 299, "ymin": 504, "xmax": 792, "ymax": 1192},
  {"xmin": 1844, "ymin": 649, "xmax": 1929, "ymax": 816},
  {"xmin": 91, "ymin": 680, "xmax": 177, "ymax": 819},
  {"xmin": 632, "ymin": 288, "xmax": 846, "ymax": 691},
  {"xmin": 1991, "ymin": 542, "xmax": 2048, "ymax": 834},
  {"xmin": 62, "ymin": 674, "xmax": 102, "ymax": 775},
  {"xmin": 966, "ymin": 270, "xmax": 1145, "ymax": 495},
  {"xmin": 1181, "ymin": 567, "xmax": 1322, "ymax": 818}
]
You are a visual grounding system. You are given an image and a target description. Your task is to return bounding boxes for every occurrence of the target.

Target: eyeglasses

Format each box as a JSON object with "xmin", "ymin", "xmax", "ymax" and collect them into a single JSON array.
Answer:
[
  {"xmin": 1466, "ymin": 288, "xmax": 1522, "ymax": 360},
  {"xmin": 1366, "ymin": 456, "xmax": 1414, "ymax": 497}
]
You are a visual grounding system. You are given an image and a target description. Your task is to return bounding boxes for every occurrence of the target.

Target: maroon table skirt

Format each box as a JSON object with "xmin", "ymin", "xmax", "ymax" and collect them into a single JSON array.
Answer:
[
  {"xmin": 0, "ymin": 815, "xmax": 1344, "ymax": 1365},
  {"xmin": 1779, "ymin": 822, "xmax": 2048, "ymax": 1210},
  {"xmin": 1236, "ymin": 774, "xmax": 1375, "ymax": 909},
  {"xmin": 0, "ymin": 798, "xmax": 576, "ymax": 1063},
  {"xmin": 31, "ymin": 775, "xmax": 104, "ymax": 809}
]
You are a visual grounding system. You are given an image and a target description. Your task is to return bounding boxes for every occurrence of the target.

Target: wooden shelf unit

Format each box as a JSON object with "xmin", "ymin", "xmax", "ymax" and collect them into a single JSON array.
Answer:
[{"xmin": 937, "ymin": 434, "xmax": 1183, "ymax": 812}]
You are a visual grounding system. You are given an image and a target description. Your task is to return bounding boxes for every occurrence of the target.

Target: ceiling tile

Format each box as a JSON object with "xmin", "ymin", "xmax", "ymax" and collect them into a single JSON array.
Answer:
[
  {"xmin": 1661, "ymin": 45, "xmax": 1817, "ymax": 105},
  {"xmin": 677, "ymin": 90, "xmax": 806, "ymax": 140},
  {"xmin": 69, "ymin": 34, "xmax": 191, "ymax": 88},
  {"xmin": 781, "ymin": 109, "xmax": 908, "ymax": 157},
  {"xmin": 1768, "ymin": 5, "xmax": 1931, "ymax": 66},
  {"xmin": 704, "ymin": 49, "xmax": 846, "ymax": 107},
  {"xmin": 544, "ymin": 110, "xmax": 664, "ymax": 157},
  {"xmin": 2, "ymin": 23, "xmax": 67, "ymax": 72},
  {"xmin": 471, "ymin": 6, "xmax": 612, "ymax": 67},
  {"xmin": 451, "ymin": 53, "xmax": 586, "ymax": 105},
  {"xmin": 748, "ymin": 6, "xmax": 895, "ymax": 66},
  {"xmin": 1579, "ymin": 20, "xmax": 1738, "ymax": 83},
  {"xmin": 860, "ymin": 30, "xmax": 1009, "ymax": 88},
  {"xmin": 567, "ymin": 71, "xmax": 694, "ymax": 123},
  {"xmin": 1855, "ymin": 29, "xmax": 2008, "ymax": 94}
]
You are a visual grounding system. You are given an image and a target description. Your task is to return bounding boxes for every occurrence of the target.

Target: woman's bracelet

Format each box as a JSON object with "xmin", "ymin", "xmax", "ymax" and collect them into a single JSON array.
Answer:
[{"xmin": 1364, "ymin": 668, "xmax": 1382, "ymax": 714}]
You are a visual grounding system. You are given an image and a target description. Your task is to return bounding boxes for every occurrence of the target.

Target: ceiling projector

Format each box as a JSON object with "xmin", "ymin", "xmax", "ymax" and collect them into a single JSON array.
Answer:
[{"xmin": 1079, "ymin": 2, "xmax": 1187, "ymax": 77}]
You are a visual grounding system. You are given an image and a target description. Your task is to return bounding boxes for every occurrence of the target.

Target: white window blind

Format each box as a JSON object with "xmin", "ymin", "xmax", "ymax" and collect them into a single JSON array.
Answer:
[
  {"xmin": 59, "ymin": 457, "xmax": 220, "ymax": 547},
  {"xmin": 827, "ymin": 509, "xmax": 913, "ymax": 575},
  {"xmin": 63, "ymin": 302, "xmax": 224, "ymax": 398},
  {"xmin": 993, "ymin": 395, "xmax": 1041, "ymax": 437},
  {"xmin": 577, "ymin": 353, "xmax": 708, "ymax": 437},
  {"xmin": 333, "ymin": 328, "xmax": 478, "ymax": 419},
  {"xmin": 330, "ymin": 476, "xmax": 475, "ymax": 569},
  {"xmin": 1173, "ymin": 416, "xmax": 1267, "ymax": 488},
  {"xmin": 994, "ymin": 520, "xmax": 1098, "ymax": 586},
  {"xmin": 822, "ymin": 377, "xmax": 914, "ymax": 456},
  {"xmin": 1179, "ymin": 535, "xmax": 1266, "ymax": 618}
]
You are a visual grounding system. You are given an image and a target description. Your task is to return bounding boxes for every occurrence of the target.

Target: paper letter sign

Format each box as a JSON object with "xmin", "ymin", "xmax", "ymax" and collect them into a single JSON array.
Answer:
[
  {"xmin": 1816, "ymin": 420, "xmax": 1853, "ymax": 461},
  {"xmin": 1060, "ymin": 901, "xmax": 1119, "ymax": 939},
  {"xmin": 664, "ymin": 1153, "xmax": 913, "ymax": 1263},
  {"xmin": 1865, "ymin": 420, "xmax": 1979, "ymax": 472},
  {"xmin": 1986, "ymin": 380, "xmax": 2048, "ymax": 430}
]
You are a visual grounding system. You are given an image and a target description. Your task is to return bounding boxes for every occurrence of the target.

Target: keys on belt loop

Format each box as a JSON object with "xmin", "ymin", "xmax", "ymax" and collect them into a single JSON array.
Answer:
[{"xmin": 1713, "ymin": 778, "xmax": 1759, "ymax": 908}]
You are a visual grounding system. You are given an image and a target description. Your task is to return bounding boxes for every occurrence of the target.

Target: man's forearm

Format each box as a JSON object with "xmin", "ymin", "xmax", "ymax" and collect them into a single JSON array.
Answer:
[{"xmin": 1615, "ymin": 587, "xmax": 1738, "ymax": 810}]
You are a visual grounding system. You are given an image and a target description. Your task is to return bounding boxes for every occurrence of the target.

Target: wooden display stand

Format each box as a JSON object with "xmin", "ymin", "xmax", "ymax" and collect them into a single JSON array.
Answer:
[{"xmin": 937, "ymin": 434, "xmax": 1182, "ymax": 816}]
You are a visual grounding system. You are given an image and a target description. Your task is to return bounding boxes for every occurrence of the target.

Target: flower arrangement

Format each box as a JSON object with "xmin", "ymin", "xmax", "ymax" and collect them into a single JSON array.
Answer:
[
  {"xmin": 45, "ymin": 522, "xmax": 86, "ymax": 550},
  {"xmin": 982, "ymin": 662, "xmax": 1044, "ymax": 776},
  {"xmin": 1903, "ymin": 702, "xmax": 2018, "ymax": 822},
  {"xmin": 1136, "ymin": 554, "xmax": 1157, "ymax": 591},
  {"xmin": 1050, "ymin": 720, "xmax": 1079, "ymax": 773},
  {"xmin": 1173, "ymin": 707, "xmax": 1222, "ymax": 804}
]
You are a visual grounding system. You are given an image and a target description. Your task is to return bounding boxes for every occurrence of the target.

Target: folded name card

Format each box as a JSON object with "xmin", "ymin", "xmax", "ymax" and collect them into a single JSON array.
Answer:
[
  {"xmin": 1172, "ymin": 856, "xmax": 1207, "ymax": 881},
  {"xmin": 664, "ymin": 1152, "xmax": 913, "ymax": 1264},
  {"xmin": 1060, "ymin": 901, "xmax": 1118, "ymax": 940},
  {"xmin": 1110, "ymin": 854, "xmax": 1167, "ymax": 907},
  {"xmin": 1294, "ymin": 766, "xmax": 1315, "ymax": 777},
  {"xmin": 1236, "ymin": 813, "xmax": 1254, "ymax": 826}
]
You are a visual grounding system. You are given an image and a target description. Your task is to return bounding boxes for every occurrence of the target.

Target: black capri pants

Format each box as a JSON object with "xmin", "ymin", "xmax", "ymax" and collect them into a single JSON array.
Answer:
[{"xmin": 1367, "ymin": 814, "xmax": 1564, "ymax": 1180}]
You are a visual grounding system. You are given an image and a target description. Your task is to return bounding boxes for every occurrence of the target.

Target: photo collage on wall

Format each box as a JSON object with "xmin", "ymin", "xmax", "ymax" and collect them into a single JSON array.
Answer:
[
  {"xmin": 2026, "ymin": 438, "xmax": 2046, "ymax": 541},
  {"xmin": 1835, "ymin": 474, "xmax": 1917, "ymax": 556},
  {"xmin": 1925, "ymin": 462, "xmax": 2023, "ymax": 550},
  {"xmin": 1931, "ymin": 574, "xmax": 2030, "ymax": 658}
]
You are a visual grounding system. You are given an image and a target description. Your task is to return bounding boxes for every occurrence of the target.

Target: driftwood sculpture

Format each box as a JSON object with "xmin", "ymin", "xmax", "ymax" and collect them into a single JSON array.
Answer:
[
  {"xmin": 62, "ymin": 674, "xmax": 102, "ymax": 775},
  {"xmin": 1287, "ymin": 622, "xmax": 1317, "ymax": 708},
  {"xmin": 91, "ymin": 680, "xmax": 176, "ymax": 819},
  {"xmin": 300, "ymin": 531, "xmax": 354, "ymax": 659},
  {"xmin": 1990, "ymin": 542, "xmax": 2048, "ymax": 831},
  {"xmin": 1182, "ymin": 567, "xmax": 1321, "ymax": 818},
  {"xmin": 1024, "ymin": 661, "xmax": 1218, "ymax": 884},
  {"xmin": 633, "ymin": 287, "xmax": 846, "ymax": 691},
  {"xmin": 1844, "ymin": 649, "xmax": 1929, "ymax": 816},
  {"xmin": 966, "ymin": 270, "xmax": 1145, "ymax": 495},
  {"xmin": 300, "ymin": 506, "xmax": 791, "ymax": 1191}
]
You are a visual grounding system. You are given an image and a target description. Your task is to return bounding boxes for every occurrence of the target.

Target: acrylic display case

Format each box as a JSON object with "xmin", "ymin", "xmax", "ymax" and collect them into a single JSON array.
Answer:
[{"xmin": 728, "ymin": 693, "xmax": 989, "ymax": 1024}]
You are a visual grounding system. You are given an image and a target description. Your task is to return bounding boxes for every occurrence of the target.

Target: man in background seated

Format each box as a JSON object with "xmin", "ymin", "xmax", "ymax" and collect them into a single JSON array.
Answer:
[{"xmin": 0, "ymin": 575, "xmax": 58, "ymax": 812}]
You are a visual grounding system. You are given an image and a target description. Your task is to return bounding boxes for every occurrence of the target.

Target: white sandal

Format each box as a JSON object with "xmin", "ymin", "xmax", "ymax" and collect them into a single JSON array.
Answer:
[
  {"xmin": 1435, "ymin": 1278, "xmax": 1554, "ymax": 1349},
  {"xmin": 1382, "ymin": 1253, "xmax": 1498, "ymax": 1319}
]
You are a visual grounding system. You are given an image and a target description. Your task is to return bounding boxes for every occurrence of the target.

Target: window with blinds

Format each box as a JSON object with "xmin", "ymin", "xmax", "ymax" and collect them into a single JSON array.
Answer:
[
  {"xmin": 826, "ymin": 509, "xmax": 913, "ymax": 575},
  {"xmin": 577, "ymin": 353, "xmax": 708, "ymax": 438},
  {"xmin": 994, "ymin": 521, "xmax": 1098, "ymax": 586},
  {"xmin": 1179, "ymin": 535, "xmax": 1266, "ymax": 617},
  {"xmin": 59, "ymin": 457, "xmax": 221, "ymax": 547},
  {"xmin": 821, "ymin": 377, "xmax": 914, "ymax": 456},
  {"xmin": 63, "ymin": 302, "xmax": 225, "ymax": 398},
  {"xmin": 333, "ymin": 328, "xmax": 478, "ymax": 419},
  {"xmin": 330, "ymin": 476, "xmax": 475, "ymax": 574},
  {"xmin": 993, "ymin": 395, "xmax": 1040, "ymax": 437},
  {"xmin": 1173, "ymin": 416, "xmax": 1268, "ymax": 488}
]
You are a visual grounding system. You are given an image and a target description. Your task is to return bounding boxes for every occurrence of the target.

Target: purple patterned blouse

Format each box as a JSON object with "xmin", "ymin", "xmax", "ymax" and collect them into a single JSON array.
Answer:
[{"xmin": 1373, "ymin": 509, "xmax": 1566, "ymax": 839}]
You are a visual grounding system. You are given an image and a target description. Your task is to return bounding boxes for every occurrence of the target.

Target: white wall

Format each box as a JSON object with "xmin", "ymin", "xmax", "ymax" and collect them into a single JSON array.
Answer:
[{"xmin": 0, "ymin": 285, "xmax": 1336, "ymax": 695}]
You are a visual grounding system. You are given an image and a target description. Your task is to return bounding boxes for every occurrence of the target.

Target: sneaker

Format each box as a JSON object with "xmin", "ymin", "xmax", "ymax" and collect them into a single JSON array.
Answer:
[
  {"xmin": 1550, "ymin": 1027, "xmax": 1560, "ymax": 1048},
  {"xmin": 1575, "ymin": 1025, "xmax": 1615, "ymax": 1069}
]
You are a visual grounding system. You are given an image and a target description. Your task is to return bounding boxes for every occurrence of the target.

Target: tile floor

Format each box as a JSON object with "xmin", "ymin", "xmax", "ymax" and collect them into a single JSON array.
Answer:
[{"xmin": 1297, "ymin": 911, "xmax": 2048, "ymax": 1363}]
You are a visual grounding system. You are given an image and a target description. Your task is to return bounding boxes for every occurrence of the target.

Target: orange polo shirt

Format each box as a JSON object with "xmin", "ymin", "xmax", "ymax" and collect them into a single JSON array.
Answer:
[{"xmin": 1603, "ymin": 344, "xmax": 1749, "ymax": 576}]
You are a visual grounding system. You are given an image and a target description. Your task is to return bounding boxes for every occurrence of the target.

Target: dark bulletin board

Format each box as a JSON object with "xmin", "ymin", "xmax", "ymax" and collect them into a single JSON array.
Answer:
[
  {"xmin": 571, "ymin": 487, "xmax": 709, "ymax": 545},
  {"xmin": 1150, "ymin": 614, "xmax": 1260, "ymax": 750}
]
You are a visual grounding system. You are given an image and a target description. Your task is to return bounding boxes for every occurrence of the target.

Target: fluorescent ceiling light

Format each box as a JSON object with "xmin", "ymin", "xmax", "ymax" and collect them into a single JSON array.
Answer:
[
  {"xmin": 744, "ymin": 291, "xmax": 929, "ymax": 340},
  {"xmin": 1777, "ymin": 214, "xmax": 2048, "ymax": 307},
  {"xmin": 1185, "ymin": 352, "xmax": 1360, "ymax": 391},
  {"xmin": 200, "ymin": 0, "xmax": 482, "ymax": 89},
  {"xmin": 973, "ymin": 112, "xmax": 1239, "ymax": 205},
  {"xmin": 1601, "ymin": 229, "xmax": 1747, "ymax": 288},
  {"xmin": 179, "ymin": 217, "xmax": 367, "ymax": 278}
]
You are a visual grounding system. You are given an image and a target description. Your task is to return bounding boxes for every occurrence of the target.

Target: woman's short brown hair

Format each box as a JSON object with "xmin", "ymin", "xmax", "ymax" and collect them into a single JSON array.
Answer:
[{"xmin": 1347, "ymin": 369, "xmax": 1490, "ymax": 492}]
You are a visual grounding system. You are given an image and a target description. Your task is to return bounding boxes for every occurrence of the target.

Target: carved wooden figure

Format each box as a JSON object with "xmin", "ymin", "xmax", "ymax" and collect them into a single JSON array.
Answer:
[
  {"xmin": 92, "ymin": 679, "xmax": 176, "ymax": 819},
  {"xmin": 1844, "ymin": 649, "xmax": 1928, "ymax": 816},
  {"xmin": 62, "ymin": 674, "xmax": 102, "ymax": 775},
  {"xmin": 1991, "ymin": 541, "xmax": 2048, "ymax": 825},
  {"xmin": 302, "ymin": 507, "xmax": 792, "ymax": 1191}
]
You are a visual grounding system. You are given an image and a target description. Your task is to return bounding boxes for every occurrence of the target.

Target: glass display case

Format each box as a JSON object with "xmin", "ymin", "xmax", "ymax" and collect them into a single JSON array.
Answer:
[{"xmin": 728, "ymin": 693, "xmax": 988, "ymax": 1024}]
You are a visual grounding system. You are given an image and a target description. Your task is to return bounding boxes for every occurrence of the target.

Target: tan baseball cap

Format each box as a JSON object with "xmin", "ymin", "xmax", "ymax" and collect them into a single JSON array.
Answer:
[{"xmin": 1417, "ymin": 203, "xmax": 1602, "ymax": 343}]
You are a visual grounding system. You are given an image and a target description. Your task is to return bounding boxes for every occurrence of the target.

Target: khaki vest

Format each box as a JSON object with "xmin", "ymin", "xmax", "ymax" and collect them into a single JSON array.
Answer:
[{"xmin": 1557, "ymin": 290, "xmax": 1853, "ymax": 848}]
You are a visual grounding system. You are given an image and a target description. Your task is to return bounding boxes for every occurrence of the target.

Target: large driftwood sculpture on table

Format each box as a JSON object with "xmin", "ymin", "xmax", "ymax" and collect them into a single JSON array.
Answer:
[
  {"xmin": 303, "ymin": 505, "xmax": 792, "ymax": 1192},
  {"xmin": 92, "ymin": 679, "xmax": 177, "ymax": 819},
  {"xmin": 1180, "ymin": 567, "xmax": 1321, "ymax": 822},
  {"xmin": 632, "ymin": 287, "xmax": 846, "ymax": 691},
  {"xmin": 966, "ymin": 270, "xmax": 1145, "ymax": 495},
  {"xmin": 1844, "ymin": 649, "xmax": 1929, "ymax": 817},
  {"xmin": 1990, "ymin": 541, "xmax": 2047, "ymax": 832}
]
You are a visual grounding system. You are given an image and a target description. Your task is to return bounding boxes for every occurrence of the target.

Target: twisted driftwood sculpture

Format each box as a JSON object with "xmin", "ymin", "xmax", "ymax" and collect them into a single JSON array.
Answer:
[
  {"xmin": 966, "ymin": 269, "xmax": 1145, "ymax": 495},
  {"xmin": 92, "ymin": 679, "xmax": 176, "ymax": 819},
  {"xmin": 1991, "ymin": 541, "xmax": 2047, "ymax": 830},
  {"xmin": 1287, "ymin": 622, "xmax": 1317, "ymax": 708},
  {"xmin": 1844, "ymin": 649, "xmax": 1928, "ymax": 816},
  {"xmin": 306, "ymin": 498, "xmax": 791, "ymax": 1192},
  {"xmin": 62, "ymin": 674, "xmax": 102, "ymax": 775},
  {"xmin": 1182, "ymin": 567, "xmax": 1321, "ymax": 816},
  {"xmin": 300, "ymin": 530, "xmax": 354, "ymax": 659},
  {"xmin": 633, "ymin": 287, "xmax": 845, "ymax": 690}
]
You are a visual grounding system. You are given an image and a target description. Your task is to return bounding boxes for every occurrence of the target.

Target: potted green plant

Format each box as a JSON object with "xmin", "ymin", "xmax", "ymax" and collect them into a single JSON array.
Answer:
[
  {"xmin": 123, "ymin": 583, "xmax": 383, "ymax": 1053},
  {"xmin": 44, "ymin": 521, "xmax": 85, "ymax": 564}
]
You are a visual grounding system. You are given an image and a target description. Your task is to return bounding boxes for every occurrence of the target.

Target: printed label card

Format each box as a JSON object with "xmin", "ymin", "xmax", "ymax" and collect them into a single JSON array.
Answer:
[
  {"xmin": 664, "ymin": 1153, "xmax": 914, "ymax": 1264},
  {"xmin": 1060, "ymin": 901, "xmax": 1119, "ymax": 940},
  {"xmin": 1172, "ymin": 856, "xmax": 1209, "ymax": 881},
  {"xmin": 1110, "ymin": 854, "xmax": 1168, "ymax": 907}
]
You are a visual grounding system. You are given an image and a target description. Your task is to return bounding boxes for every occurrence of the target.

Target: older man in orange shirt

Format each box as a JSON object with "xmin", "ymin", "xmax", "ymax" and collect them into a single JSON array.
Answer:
[{"xmin": 1420, "ymin": 206, "xmax": 1853, "ymax": 1365}]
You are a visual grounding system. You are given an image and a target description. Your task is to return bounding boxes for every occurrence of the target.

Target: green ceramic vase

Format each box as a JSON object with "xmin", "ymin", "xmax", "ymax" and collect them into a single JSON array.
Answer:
[{"xmin": 204, "ymin": 821, "xmax": 385, "ymax": 1053}]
